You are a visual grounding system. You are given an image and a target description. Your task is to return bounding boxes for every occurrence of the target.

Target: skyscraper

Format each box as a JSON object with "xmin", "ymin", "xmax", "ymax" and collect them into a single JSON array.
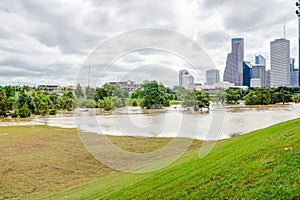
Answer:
[
  {"xmin": 266, "ymin": 70, "xmax": 271, "ymax": 88},
  {"xmin": 252, "ymin": 65, "xmax": 266, "ymax": 87},
  {"xmin": 270, "ymin": 38, "xmax": 290, "ymax": 87},
  {"xmin": 290, "ymin": 58, "xmax": 299, "ymax": 86},
  {"xmin": 179, "ymin": 69, "xmax": 194, "ymax": 89},
  {"xmin": 255, "ymin": 54, "xmax": 266, "ymax": 66},
  {"xmin": 243, "ymin": 61, "xmax": 252, "ymax": 87},
  {"xmin": 223, "ymin": 38, "xmax": 244, "ymax": 86},
  {"xmin": 206, "ymin": 69, "xmax": 220, "ymax": 85}
]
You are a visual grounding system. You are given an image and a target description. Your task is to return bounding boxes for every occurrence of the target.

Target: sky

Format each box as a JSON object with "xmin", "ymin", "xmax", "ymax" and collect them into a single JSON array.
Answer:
[{"xmin": 0, "ymin": 0, "xmax": 298, "ymax": 86}]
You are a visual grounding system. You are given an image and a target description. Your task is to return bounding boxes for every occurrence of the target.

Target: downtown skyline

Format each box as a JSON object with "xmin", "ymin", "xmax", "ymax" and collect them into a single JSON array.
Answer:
[{"xmin": 0, "ymin": 0, "xmax": 299, "ymax": 86}]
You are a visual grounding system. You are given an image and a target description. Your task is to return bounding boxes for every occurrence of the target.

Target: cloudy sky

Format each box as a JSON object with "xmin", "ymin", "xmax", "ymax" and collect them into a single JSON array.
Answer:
[{"xmin": 0, "ymin": 0, "xmax": 298, "ymax": 86}]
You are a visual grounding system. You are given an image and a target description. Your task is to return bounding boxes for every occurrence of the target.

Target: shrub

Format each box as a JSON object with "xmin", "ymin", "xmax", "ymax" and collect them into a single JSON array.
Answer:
[
  {"xmin": 49, "ymin": 109, "xmax": 58, "ymax": 115},
  {"xmin": 19, "ymin": 104, "xmax": 31, "ymax": 118}
]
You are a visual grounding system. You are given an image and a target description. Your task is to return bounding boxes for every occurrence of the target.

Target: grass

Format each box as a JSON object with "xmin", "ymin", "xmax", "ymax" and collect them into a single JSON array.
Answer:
[
  {"xmin": 45, "ymin": 118, "xmax": 300, "ymax": 200},
  {"xmin": 0, "ymin": 126, "xmax": 200, "ymax": 199}
]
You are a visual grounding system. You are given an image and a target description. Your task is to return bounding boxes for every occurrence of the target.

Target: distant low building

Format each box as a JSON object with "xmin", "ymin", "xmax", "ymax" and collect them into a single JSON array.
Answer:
[
  {"xmin": 250, "ymin": 78, "xmax": 262, "ymax": 87},
  {"xmin": 108, "ymin": 80, "xmax": 142, "ymax": 93}
]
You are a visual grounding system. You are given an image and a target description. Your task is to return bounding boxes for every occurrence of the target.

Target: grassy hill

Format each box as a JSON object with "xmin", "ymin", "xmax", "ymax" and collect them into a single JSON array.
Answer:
[{"xmin": 47, "ymin": 118, "xmax": 300, "ymax": 200}]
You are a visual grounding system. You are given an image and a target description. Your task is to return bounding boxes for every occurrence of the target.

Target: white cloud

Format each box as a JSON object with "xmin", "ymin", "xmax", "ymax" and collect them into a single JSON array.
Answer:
[{"xmin": 0, "ymin": 0, "xmax": 299, "ymax": 85}]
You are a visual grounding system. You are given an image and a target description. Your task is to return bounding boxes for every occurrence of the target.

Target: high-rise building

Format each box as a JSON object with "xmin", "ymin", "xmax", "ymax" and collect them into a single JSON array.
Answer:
[
  {"xmin": 255, "ymin": 54, "xmax": 266, "ymax": 66},
  {"xmin": 243, "ymin": 61, "xmax": 252, "ymax": 87},
  {"xmin": 179, "ymin": 69, "xmax": 194, "ymax": 89},
  {"xmin": 270, "ymin": 38, "xmax": 290, "ymax": 87},
  {"xmin": 266, "ymin": 70, "xmax": 271, "ymax": 88},
  {"xmin": 206, "ymin": 69, "xmax": 220, "ymax": 85},
  {"xmin": 252, "ymin": 65, "xmax": 266, "ymax": 87},
  {"xmin": 290, "ymin": 58, "xmax": 299, "ymax": 86},
  {"xmin": 223, "ymin": 38, "xmax": 244, "ymax": 86}
]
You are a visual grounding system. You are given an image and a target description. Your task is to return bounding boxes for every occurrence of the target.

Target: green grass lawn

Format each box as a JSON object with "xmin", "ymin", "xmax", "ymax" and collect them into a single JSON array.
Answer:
[
  {"xmin": 1, "ymin": 119, "xmax": 299, "ymax": 199},
  {"xmin": 46, "ymin": 118, "xmax": 300, "ymax": 200}
]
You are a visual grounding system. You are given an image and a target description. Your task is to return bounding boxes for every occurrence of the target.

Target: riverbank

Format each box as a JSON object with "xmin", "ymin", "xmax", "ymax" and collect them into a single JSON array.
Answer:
[{"xmin": 47, "ymin": 118, "xmax": 300, "ymax": 199}]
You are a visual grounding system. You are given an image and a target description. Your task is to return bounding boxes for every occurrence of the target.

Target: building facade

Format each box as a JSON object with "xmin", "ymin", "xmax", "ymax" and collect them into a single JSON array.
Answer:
[
  {"xmin": 223, "ymin": 38, "xmax": 244, "ymax": 86},
  {"xmin": 243, "ymin": 61, "xmax": 252, "ymax": 87},
  {"xmin": 252, "ymin": 65, "xmax": 266, "ymax": 87},
  {"xmin": 290, "ymin": 58, "xmax": 299, "ymax": 86},
  {"xmin": 266, "ymin": 70, "xmax": 271, "ymax": 88},
  {"xmin": 270, "ymin": 38, "xmax": 290, "ymax": 87},
  {"xmin": 179, "ymin": 69, "xmax": 194, "ymax": 89},
  {"xmin": 255, "ymin": 54, "xmax": 266, "ymax": 66},
  {"xmin": 206, "ymin": 69, "xmax": 220, "ymax": 85}
]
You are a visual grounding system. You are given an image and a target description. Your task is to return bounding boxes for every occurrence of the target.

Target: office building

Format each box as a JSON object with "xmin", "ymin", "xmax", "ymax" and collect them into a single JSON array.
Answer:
[
  {"xmin": 223, "ymin": 38, "xmax": 244, "ymax": 86},
  {"xmin": 290, "ymin": 58, "xmax": 299, "ymax": 86},
  {"xmin": 243, "ymin": 61, "xmax": 252, "ymax": 87},
  {"xmin": 266, "ymin": 70, "xmax": 271, "ymax": 88},
  {"xmin": 255, "ymin": 54, "xmax": 266, "ymax": 66},
  {"xmin": 251, "ymin": 78, "xmax": 262, "ymax": 87},
  {"xmin": 252, "ymin": 65, "xmax": 266, "ymax": 87},
  {"xmin": 270, "ymin": 38, "xmax": 290, "ymax": 87},
  {"xmin": 206, "ymin": 69, "xmax": 220, "ymax": 85},
  {"xmin": 179, "ymin": 69, "xmax": 194, "ymax": 89}
]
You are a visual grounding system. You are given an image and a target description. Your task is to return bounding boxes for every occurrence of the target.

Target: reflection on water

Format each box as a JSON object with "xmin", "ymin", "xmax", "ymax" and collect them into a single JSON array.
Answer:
[{"xmin": 1, "ymin": 104, "xmax": 300, "ymax": 140}]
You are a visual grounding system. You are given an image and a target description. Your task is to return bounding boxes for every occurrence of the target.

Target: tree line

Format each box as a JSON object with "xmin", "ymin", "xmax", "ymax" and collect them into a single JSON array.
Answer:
[
  {"xmin": 0, "ymin": 85, "xmax": 74, "ymax": 118},
  {"xmin": 212, "ymin": 87, "xmax": 300, "ymax": 105},
  {"xmin": 75, "ymin": 81, "xmax": 211, "ymax": 112},
  {"xmin": 2, "ymin": 83, "xmax": 299, "ymax": 118}
]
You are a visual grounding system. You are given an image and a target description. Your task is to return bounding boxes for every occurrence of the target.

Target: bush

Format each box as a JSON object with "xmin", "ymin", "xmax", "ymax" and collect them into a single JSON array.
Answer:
[
  {"xmin": 19, "ymin": 104, "xmax": 31, "ymax": 118},
  {"xmin": 132, "ymin": 100, "xmax": 138, "ymax": 107},
  {"xmin": 10, "ymin": 110, "xmax": 19, "ymax": 118},
  {"xmin": 49, "ymin": 109, "xmax": 58, "ymax": 115}
]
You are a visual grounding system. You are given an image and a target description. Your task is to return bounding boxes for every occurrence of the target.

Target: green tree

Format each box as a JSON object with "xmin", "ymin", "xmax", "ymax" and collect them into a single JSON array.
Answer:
[
  {"xmin": 0, "ymin": 90, "xmax": 8, "ymax": 117},
  {"xmin": 244, "ymin": 91, "xmax": 259, "ymax": 105},
  {"xmin": 256, "ymin": 88, "xmax": 271, "ymax": 105},
  {"xmin": 95, "ymin": 87, "xmax": 108, "ymax": 101},
  {"xmin": 182, "ymin": 90, "xmax": 210, "ymax": 111},
  {"xmin": 74, "ymin": 83, "xmax": 84, "ymax": 98},
  {"xmin": 226, "ymin": 88, "xmax": 242, "ymax": 104},
  {"xmin": 85, "ymin": 86, "xmax": 96, "ymax": 100},
  {"xmin": 19, "ymin": 103, "xmax": 31, "ymax": 118},
  {"xmin": 141, "ymin": 81, "xmax": 169, "ymax": 109}
]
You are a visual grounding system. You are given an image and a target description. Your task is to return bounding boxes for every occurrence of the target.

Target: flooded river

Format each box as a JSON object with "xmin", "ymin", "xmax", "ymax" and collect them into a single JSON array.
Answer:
[{"xmin": 1, "ymin": 104, "xmax": 300, "ymax": 140}]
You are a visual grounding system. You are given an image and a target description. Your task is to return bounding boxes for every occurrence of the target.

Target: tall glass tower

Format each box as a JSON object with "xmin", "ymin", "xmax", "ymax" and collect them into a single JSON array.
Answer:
[
  {"xmin": 223, "ymin": 38, "xmax": 244, "ymax": 86},
  {"xmin": 270, "ymin": 38, "xmax": 290, "ymax": 87}
]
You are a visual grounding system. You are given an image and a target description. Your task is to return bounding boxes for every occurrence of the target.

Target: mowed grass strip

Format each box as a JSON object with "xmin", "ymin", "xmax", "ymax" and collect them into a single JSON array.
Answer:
[
  {"xmin": 47, "ymin": 118, "xmax": 300, "ymax": 200},
  {"xmin": 0, "ymin": 125, "xmax": 201, "ymax": 199}
]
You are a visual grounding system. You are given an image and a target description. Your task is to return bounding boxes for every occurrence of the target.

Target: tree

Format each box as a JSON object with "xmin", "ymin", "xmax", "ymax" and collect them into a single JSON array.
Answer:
[
  {"xmin": 17, "ymin": 93, "xmax": 34, "ymax": 112},
  {"xmin": 244, "ymin": 91, "xmax": 259, "ymax": 105},
  {"xmin": 131, "ymin": 89, "xmax": 143, "ymax": 99},
  {"xmin": 277, "ymin": 89, "xmax": 292, "ymax": 104},
  {"xmin": 60, "ymin": 91, "xmax": 75, "ymax": 111},
  {"xmin": 85, "ymin": 86, "xmax": 96, "ymax": 100},
  {"xmin": 112, "ymin": 84, "xmax": 128, "ymax": 107},
  {"xmin": 182, "ymin": 90, "xmax": 210, "ymax": 111},
  {"xmin": 95, "ymin": 87, "xmax": 108, "ymax": 101},
  {"xmin": 0, "ymin": 90, "xmax": 8, "ymax": 117},
  {"xmin": 141, "ymin": 81, "xmax": 169, "ymax": 109},
  {"xmin": 226, "ymin": 88, "xmax": 242, "ymax": 104},
  {"xmin": 74, "ymin": 83, "xmax": 84, "ymax": 98},
  {"xmin": 256, "ymin": 88, "xmax": 271, "ymax": 105},
  {"xmin": 194, "ymin": 90, "xmax": 210, "ymax": 111},
  {"xmin": 18, "ymin": 103, "xmax": 31, "ymax": 118}
]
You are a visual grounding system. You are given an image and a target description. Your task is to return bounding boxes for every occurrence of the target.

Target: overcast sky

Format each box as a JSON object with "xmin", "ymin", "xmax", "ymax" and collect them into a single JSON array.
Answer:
[{"xmin": 0, "ymin": 0, "xmax": 298, "ymax": 86}]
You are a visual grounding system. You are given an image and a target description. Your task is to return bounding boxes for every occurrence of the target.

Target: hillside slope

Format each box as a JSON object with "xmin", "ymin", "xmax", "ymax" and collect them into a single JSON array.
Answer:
[{"xmin": 48, "ymin": 118, "xmax": 300, "ymax": 200}]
